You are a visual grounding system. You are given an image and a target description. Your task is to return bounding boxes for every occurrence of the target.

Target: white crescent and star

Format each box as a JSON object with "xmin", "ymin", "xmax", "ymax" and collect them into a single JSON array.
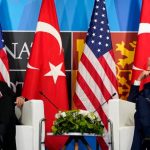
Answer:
[
  {"xmin": 27, "ymin": 21, "xmax": 65, "ymax": 84},
  {"xmin": 132, "ymin": 65, "xmax": 143, "ymax": 71},
  {"xmin": 36, "ymin": 21, "xmax": 62, "ymax": 53},
  {"xmin": 138, "ymin": 23, "xmax": 150, "ymax": 35},
  {"xmin": 27, "ymin": 63, "xmax": 39, "ymax": 70},
  {"xmin": 44, "ymin": 62, "xmax": 65, "ymax": 84},
  {"xmin": 133, "ymin": 23, "xmax": 150, "ymax": 71}
]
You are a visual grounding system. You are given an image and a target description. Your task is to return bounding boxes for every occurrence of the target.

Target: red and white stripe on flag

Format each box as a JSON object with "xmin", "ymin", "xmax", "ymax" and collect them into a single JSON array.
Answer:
[
  {"xmin": 73, "ymin": 0, "xmax": 118, "ymax": 149},
  {"xmin": 0, "ymin": 25, "xmax": 10, "ymax": 87},
  {"xmin": 132, "ymin": 0, "xmax": 150, "ymax": 86}
]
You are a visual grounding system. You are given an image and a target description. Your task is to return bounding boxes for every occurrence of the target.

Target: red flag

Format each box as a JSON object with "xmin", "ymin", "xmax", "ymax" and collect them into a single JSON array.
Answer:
[
  {"xmin": 131, "ymin": 0, "xmax": 150, "ymax": 85},
  {"xmin": 73, "ymin": 0, "xmax": 118, "ymax": 149},
  {"xmin": 0, "ymin": 25, "xmax": 10, "ymax": 87},
  {"xmin": 22, "ymin": 0, "xmax": 69, "ymax": 149}
]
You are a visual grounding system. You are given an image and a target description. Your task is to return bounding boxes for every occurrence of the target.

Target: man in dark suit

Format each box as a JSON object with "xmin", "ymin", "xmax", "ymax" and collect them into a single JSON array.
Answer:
[
  {"xmin": 128, "ymin": 62, "xmax": 150, "ymax": 150},
  {"xmin": 0, "ymin": 81, "xmax": 25, "ymax": 150}
]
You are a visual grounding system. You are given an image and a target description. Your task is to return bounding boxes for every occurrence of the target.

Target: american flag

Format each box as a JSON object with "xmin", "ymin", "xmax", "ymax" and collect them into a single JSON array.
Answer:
[
  {"xmin": 73, "ymin": 0, "xmax": 118, "ymax": 149},
  {"xmin": 0, "ymin": 25, "xmax": 10, "ymax": 87}
]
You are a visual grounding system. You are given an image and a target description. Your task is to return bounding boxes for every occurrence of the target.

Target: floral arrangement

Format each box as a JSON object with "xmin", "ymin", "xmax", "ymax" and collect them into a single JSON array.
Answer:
[{"xmin": 52, "ymin": 109, "xmax": 104, "ymax": 135}]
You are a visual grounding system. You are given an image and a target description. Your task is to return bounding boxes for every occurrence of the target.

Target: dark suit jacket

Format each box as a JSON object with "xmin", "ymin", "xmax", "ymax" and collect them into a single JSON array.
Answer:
[
  {"xmin": 0, "ymin": 81, "xmax": 16, "ymax": 125},
  {"xmin": 0, "ymin": 81, "xmax": 17, "ymax": 150},
  {"xmin": 128, "ymin": 83, "xmax": 150, "ymax": 137}
]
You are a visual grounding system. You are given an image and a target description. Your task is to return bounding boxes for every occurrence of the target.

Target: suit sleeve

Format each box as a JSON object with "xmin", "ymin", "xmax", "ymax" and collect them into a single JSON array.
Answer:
[
  {"xmin": 0, "ymin": 82, "xmax": 16, "ymax": 102},
  {"xmin": 128, "ymin": 85, "xmax": 140, "ymax": 103}
]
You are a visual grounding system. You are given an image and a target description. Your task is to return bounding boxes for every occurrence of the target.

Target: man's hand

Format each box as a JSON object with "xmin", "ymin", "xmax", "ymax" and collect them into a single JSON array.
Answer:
[{"xmin": 15, "ymin": 96, "xmax": 25, "ymax": 108}]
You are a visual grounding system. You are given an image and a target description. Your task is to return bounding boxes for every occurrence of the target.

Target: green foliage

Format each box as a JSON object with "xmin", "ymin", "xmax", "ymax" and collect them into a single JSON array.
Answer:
[{"xmin": 52, "ymin": 110, "xmax": 104, "ymax": 135}]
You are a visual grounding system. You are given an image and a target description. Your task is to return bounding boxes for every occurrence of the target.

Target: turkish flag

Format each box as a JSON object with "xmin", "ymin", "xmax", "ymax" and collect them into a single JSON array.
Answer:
[
  {"xmin": 132, "ymin": 0, "xmax": 150, "ymax": 86},
  {"xmin": 22, "ymin": 0, "xmax": 69, "ymax": 149}
]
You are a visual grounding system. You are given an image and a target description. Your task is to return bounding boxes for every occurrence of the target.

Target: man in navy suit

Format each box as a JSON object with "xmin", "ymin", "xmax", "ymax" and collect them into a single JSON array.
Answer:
[
  {"xmin": 128, "ymin": 61, "xmax": 150, "ymax": 150},
  {"xmin": 0, "ymin": 81, "xmax": 25, "ymax": 150}
]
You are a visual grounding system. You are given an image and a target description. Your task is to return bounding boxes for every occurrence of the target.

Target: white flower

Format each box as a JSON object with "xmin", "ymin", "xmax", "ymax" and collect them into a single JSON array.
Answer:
[
  {"xmin": 87, "ymin": 112, "xmax": 96, "ymax": 120},
  {"xmin": 61, "ymin": 112, "xmax": 66, "ymax": 117},
  {"xmin": 79, "ymin": 110, "xmax": 89, "ymax": 116},
  {"xmin": 55, "ymin": 111, "xmax": 62, "ymax": 119}
]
